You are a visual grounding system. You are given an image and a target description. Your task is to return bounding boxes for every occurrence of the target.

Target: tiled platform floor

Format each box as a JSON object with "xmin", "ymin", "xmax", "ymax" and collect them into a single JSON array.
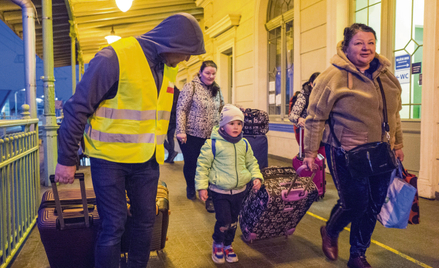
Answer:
[{"xmin": 10, "ymin": 155, "xmax": 439, "ymax": 268}]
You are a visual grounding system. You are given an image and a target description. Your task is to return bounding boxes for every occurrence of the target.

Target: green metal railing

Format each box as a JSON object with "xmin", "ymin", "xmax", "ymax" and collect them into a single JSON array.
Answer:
[{"xmin": 0, "ymin": 116, "xmax": 40, "ymax": 268}]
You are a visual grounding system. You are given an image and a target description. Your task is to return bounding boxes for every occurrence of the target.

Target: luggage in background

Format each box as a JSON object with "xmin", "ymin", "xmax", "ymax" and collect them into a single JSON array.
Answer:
[
  {"xmin": 38, "ymin": 174, "xmax": 100, "ymax": 268},
  {"xmin": 401, "ymin": 164, "xmax": 420, "ymax": 224},
  {"xmin": 292, "ymin": 127, "xmax": 326, "ymax": 198},
  {"xmin": 242, "ymin": 108, "xmax": 269, "ymax": 135},
  {"xmin": 244, "ymin": 134, "xmax": 268, "ymax": 169},
  {"xmin": 239, "ymin": 166, "xmax": 318, "ymax": 242},
  {"xmin": 241, "ymin": 108, "xmax": 269, "ymax": 169},
  {"xmin": 121, "ymin": 180, "xmax": 170, "ymax": 254}
]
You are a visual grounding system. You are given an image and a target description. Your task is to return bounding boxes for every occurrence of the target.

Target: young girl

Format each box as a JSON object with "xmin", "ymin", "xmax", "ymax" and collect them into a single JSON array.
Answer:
[{"xmin": 195, "ymin": 104, "xmax": 263, "ymax": 264}]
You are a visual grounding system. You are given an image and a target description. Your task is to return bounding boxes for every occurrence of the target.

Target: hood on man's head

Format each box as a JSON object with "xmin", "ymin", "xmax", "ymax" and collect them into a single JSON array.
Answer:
[{"xmin": 140, "ymin": 13, "xmax": 205, "ymax": 56}]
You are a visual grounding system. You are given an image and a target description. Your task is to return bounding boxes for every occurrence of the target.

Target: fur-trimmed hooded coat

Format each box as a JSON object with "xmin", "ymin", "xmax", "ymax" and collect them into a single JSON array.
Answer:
[{"xmin": 304, "ymin": 42, "xmax": 404, "ymax": 157}]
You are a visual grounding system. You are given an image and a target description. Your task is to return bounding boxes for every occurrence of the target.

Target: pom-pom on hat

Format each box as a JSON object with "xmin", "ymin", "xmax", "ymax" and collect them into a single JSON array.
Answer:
[{"xmin": 220, "ymin": 104, "xmax": 244, "ymax": 128}]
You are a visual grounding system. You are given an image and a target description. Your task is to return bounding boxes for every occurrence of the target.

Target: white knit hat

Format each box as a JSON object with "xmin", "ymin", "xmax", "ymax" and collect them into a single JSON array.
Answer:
[{"xmin": 220, "ymin": 104, "xmax": 244, "ymax": 127}]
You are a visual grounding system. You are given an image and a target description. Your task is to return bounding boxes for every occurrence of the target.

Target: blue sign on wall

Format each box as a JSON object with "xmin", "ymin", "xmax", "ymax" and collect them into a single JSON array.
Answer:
[{"xmin": 395, "ymin": 55, "xmax": 411, "ymax": 70}]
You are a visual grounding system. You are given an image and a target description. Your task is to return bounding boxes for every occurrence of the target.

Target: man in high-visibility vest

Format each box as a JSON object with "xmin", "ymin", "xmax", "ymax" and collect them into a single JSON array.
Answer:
[{"xmin": 55, "ymin": 13, "xmax": 205, "ymax": 268}]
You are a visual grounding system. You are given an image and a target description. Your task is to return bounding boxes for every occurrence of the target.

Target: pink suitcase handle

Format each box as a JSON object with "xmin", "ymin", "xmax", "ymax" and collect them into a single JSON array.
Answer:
[{"xmin": 281, "ymin": 165, "xmax": 315, "ymax": 203}]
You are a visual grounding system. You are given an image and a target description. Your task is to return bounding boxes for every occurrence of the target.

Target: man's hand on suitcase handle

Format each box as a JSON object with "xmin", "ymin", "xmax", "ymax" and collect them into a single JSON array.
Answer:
[
  {"xmin": 303, "ymin": 157, "xmax": 318, "ymax": 172},
  {"xmin": 198, "ymin": 189, "xmax": 208, "ymax": 201},
  {"xmin": 54, "ymin": 164, "xmax": 77, "ymax": 184}
]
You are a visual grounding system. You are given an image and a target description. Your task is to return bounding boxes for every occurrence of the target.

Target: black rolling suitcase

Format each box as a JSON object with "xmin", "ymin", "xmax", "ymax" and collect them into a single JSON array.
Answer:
[
  {"xmin": 40, "ymin": 188, "xmax": 96, "ymax": 209},
  {"xmin": 38, "ymin": 173, "xmax": 100, "ymax": 268},
  {"xmin": 121, "ymin": 180, "xmax": 170, "ymax": 254},
  {"xmin": 239, "ymin": 166, "xmax": 318, "ymax": 242},
  {"xmin": 243, "ymin": 134, "xmax": 268, "ymax": 169}
]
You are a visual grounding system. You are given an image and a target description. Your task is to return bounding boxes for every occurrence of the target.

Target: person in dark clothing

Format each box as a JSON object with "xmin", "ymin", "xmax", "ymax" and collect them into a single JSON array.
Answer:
[
  {"xmin": 54, "ymin": 13, "xmax": 205, "ymax": 268},
  {"xmin": 164, "ymin": 86, "xmax": 180, "ymax": 163}
]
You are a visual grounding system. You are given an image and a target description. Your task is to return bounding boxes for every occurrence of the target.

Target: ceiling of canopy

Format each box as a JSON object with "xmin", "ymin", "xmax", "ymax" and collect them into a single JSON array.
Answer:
[{"xmin": 0, "ymin": 0, "xmax": 203, "ymax": 67}]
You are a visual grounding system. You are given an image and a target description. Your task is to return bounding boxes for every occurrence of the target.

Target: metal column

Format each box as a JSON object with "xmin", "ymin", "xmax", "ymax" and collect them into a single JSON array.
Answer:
[
  {"xmin": 41, "ymin": 0, "xmax": 58, "ymax": 186},
  {"xmin": 70, "ymin": 20, "xmax": 76, "ymax": 94}
]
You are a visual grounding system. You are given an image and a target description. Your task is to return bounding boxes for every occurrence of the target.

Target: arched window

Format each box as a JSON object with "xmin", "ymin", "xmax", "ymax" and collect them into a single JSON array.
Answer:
[{"xmin": 266, "ymin": 0, "xmax": 293, "ymax": 118}]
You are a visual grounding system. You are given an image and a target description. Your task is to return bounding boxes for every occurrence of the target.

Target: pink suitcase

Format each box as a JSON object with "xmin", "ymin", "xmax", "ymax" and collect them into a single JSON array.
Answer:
[{"xmin": 292, "ymin": 127, "xmax": 326, "ymax": 198}]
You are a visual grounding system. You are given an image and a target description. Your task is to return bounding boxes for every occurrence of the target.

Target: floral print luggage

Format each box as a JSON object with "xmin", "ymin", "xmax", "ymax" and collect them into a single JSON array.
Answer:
[{"xmin": 239, "ymin": 166, "xmax": 318, "ymax": 242}]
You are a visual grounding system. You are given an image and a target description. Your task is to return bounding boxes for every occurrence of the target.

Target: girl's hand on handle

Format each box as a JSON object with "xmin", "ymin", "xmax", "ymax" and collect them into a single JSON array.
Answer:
[
  {"xmin": 177, "ymin": 133, "xmax": 187, "ymax": 144},
  {"xmin": 198, "ymin": 189, "xmax": 208, "ymax": 201},
  {"xmin": 252, "ymin": 179, "xmax": 262, "ymax": 192},
  {"xmin": 303, "ymin": 157, "xmax": 318, "ymax": 172}
]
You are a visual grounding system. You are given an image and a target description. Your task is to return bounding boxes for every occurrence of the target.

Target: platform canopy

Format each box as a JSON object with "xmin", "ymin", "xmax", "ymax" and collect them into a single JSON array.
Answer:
[{"xmin": 0, "ymin": 0, "xmax": 203, "ymax": 67}]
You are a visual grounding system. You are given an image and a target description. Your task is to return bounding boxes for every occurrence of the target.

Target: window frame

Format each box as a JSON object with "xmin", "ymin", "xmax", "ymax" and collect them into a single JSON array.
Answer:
[{"xmin": 266, "ymin": 8, "xmax": 294, "ymax": 121}]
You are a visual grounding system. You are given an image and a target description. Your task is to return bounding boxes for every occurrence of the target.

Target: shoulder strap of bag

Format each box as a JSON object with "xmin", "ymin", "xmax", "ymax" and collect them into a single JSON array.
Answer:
[
  {"xmin": 377, "ymin": 77, "xmax": 390, "ymax": 141},
  {"xmin": 328, "ymin": 75, "xmax": 389, "ymax": 147},
  {"xmin": 244, "ymin": 138, "xmax": 248, "ymax": 153},
  {"xmin": 212, "ymin": 139, "xmax": 216, "ymax": 158},
  {"xmin": 217, "ymin": 86, "xmax": 225, "ymax": 112},
  {"xmin": 212, "ymin": 138, "xmax": 248, "ymax": 159}
]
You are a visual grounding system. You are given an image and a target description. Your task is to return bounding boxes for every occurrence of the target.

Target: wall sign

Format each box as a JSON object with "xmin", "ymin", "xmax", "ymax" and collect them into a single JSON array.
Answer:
[{"xmin": 395, "ymin": 54, "xmax": 411, "ymax": 84}]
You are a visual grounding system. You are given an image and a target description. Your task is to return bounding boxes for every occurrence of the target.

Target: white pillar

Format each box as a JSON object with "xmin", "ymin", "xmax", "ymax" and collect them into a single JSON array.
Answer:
[
  {"xmin": 417, "ymin": 0, "xmax": 439, "ymax": 199},
  {"xmin": 326, "ymin": 0, "xmax": 349, "ymax": 67}
]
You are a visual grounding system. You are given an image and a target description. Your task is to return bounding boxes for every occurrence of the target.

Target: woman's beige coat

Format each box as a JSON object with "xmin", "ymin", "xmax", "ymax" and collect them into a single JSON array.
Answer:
[{"xmin": 304, "ymin": 42, "xmax": 404, "ymax": 158}]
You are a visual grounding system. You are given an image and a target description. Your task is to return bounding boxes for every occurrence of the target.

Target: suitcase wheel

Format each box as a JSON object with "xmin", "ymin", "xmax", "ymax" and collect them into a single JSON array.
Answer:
[{"xmin": 242, "ymin": 233, "xmax": 256, "ymax": 243}]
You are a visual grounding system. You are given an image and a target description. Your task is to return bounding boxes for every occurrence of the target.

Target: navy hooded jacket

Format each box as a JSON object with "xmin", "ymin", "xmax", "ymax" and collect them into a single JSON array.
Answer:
[{"xmin": 58, "ymin": 13, "xmax": 205, "ymax": 166}]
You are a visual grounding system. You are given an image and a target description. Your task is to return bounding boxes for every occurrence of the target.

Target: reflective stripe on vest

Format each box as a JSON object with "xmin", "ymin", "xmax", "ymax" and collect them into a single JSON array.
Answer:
[
  {"xmin": 84, "ymin": 37, "xmax": 178, "ymax": 164},
  {"xmin": 85, "ymin": 124, "xmax": 167, "ymax": 144},
  {"xmin": 94, "ymin": 107, "xmax": 171, "ymax": 121}
]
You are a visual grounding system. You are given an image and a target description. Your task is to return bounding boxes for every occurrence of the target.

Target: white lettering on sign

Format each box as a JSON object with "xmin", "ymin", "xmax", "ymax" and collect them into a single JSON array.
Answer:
[{"xmin": 395, "ymin": 70, "xmax": 410, "ymax": 84}]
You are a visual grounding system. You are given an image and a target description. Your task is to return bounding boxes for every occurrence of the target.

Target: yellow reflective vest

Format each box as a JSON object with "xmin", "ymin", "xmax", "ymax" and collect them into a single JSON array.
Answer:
[{"xmin": 84, "ymin": 37, "xmax": 178, "ymax": 164}]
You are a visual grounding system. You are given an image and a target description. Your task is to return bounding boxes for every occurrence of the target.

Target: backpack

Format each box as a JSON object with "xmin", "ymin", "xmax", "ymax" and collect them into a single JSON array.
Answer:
[{"xmin": 289, "ymin": 91, "xmax": 301, "ymax": 114}]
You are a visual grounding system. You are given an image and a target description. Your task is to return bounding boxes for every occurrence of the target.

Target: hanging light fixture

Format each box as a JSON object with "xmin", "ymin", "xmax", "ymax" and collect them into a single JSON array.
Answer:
[
  {"xmin": 105, "ymin": 26, "xmax": 121, "ymax": 44},
  {"xmin": 116, "ymin": 0, "xmax": 133, "ymax": 12}
]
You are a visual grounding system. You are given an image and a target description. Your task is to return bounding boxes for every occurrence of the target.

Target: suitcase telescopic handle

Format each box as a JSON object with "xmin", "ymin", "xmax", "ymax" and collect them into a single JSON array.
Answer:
[
  {"xmin": 284, "ymin": 165, "xmax": 316, "ymax": 198},
  {"xmin": 299, "ymin": 127, "xmax": 303, "ymax": 159},
  {"xmin": 49, "ymin": 173, "xmax": 90, "ymax": 230}
]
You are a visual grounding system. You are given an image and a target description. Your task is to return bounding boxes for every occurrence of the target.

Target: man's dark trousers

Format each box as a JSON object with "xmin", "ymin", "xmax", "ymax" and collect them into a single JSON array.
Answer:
[{"xmin": 90, "ymin": 157, "xmax": 159, "ymax": 268}]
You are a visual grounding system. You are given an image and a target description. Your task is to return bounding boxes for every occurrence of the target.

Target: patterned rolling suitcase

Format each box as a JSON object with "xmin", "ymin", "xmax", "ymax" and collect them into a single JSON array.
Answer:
[
  {"xmin": 239, "ymin": 166, "xmax": 318, "ymax": 242},
  {"xmin": 292, "ymin": 127, "xmax": 326, "ymax": 198},
  {"xmin": 241, "ymin": 108, "xmax": 269, "ymax": 135},
  {"xmin": 38, "ymin": 173, "xmax": 100, "ymax": 268}
]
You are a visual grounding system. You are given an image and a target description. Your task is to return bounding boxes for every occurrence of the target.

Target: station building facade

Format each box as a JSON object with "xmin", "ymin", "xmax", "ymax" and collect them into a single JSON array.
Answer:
[{"xmin": 175, "ymin": 0, "xmax": 439, "ymax": 200}]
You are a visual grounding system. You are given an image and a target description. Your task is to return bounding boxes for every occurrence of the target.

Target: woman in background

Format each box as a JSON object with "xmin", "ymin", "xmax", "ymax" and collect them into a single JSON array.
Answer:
[
  {"xmin": 288, "ymin": 72, "xmax": 325, "ymax": 157},
  {"xmin": 176, "ymin": 60, "xmax": 224, "ymax": 213}
]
